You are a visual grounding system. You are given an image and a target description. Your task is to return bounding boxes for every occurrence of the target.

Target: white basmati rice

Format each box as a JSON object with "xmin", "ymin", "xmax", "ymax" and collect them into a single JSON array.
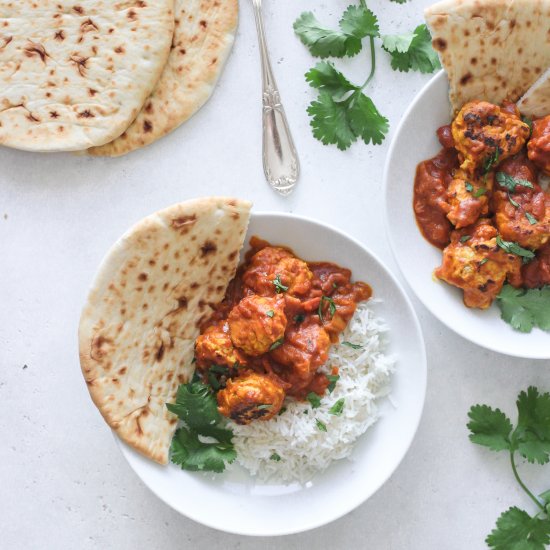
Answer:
[{"xmin": 230, "ymin": 300, "xmax": 395, "ymax": 484}]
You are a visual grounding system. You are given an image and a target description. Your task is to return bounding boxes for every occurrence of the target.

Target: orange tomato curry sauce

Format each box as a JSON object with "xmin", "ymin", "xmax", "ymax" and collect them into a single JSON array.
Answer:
[{"xmin": 194, "ymin": 237, "xmax": 372, "ymax": 425}]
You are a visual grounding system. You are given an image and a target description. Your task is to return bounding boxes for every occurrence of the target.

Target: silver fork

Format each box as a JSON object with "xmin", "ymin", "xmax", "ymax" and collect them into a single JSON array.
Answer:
[{"xmin": 251, "ymin": 0, "xmax": 300, "ymax": 196}]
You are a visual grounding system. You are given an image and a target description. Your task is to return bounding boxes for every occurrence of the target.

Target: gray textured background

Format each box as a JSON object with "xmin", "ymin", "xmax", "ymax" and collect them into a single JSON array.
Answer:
[{"xmin": 1, "ymin": 1, "xmax": 548, "ymax": 548}]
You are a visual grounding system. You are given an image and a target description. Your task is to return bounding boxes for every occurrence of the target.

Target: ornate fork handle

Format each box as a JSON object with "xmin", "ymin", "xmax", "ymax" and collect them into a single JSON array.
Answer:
[{"xmin": 251, "ymin": 0, "xmax": 300, "ymax": 196}]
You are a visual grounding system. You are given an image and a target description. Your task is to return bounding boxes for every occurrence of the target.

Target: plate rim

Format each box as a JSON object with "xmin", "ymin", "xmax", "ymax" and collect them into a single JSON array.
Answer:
[
  {"xmin": 116, "ymin": 210, "xmax": 428, "ymax": 536},
  {"xmin": 382, "ymin": 70, "xmax": 550, "ymax": 360}
]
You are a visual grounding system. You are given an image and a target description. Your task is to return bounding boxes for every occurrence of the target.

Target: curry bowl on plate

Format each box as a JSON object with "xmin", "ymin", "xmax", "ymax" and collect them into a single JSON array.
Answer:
[
  {"xmin": 384, "ymin": 71, "xmax": 550, "ymax": 359},
  {"xmin": 106, "ymin": 210, "xmax": 426, "ymax": 536}
]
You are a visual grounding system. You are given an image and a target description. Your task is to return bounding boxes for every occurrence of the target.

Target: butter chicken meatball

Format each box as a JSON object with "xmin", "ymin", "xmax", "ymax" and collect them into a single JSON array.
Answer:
[
  {"xmin": 446, "ymin": 170, "xmax": 491, "ymax": 228},
  {"xmin": 493, "ymin": 155, "xmax": 550, "ymax": 250},
  {"xmin": 521, "ymin": 241, "xmax": 550, "ymax": 288},
  {"xmin": 194, "ymin": 322, "xmax": 247, "ymax": 369},
  {"xmin": 527, "ymin": 115, "xmax": 550, "ymax": 175},
  {"xmin": 217, "ymin": 372, "xmax": 285, "ymax": 424},
  {"xmin": 270, "ymin": 321, "xmax": 331, "ymax": 397},
  {"xmin": 228, "ymin": 295, "xmax": 287, "ymax": 356},
  {"xmin": 242, "ymin": 246, "xmax": 313, "ymax": 297},
  {"xmin": 452, "ymin": 101, "xmax": 530, "ymax": 175},
  {"xmin": 434, "ymin": 220, "xmax": 521, "ymax": 309}
]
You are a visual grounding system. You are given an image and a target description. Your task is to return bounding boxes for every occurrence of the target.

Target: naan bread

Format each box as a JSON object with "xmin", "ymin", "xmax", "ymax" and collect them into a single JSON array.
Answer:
[
  {"xmin": 425, "ymin": 0, "xmax": 550, "ymax": 113},
  {"xmin": 79, "ymin": 197, "xmax": 252, "ymax": 464},
  {"xmin": 0, "ymin": 0, "xmax": 175, "ymax": 152},
  {"xmin": 88, "ymin": 0, "xmax": 238, "ymax": 157},
  {"xmin": 518, "ymin": 67, "xmax": 550, "ymax": 119}
]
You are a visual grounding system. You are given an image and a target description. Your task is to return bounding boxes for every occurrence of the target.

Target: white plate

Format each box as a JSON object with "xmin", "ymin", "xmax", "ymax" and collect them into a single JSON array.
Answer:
[
  {"xmin": 383, "ymin": 71, "xmax": 550, "ymax": 359},
  {"xmin": 117, "ymin": 212, "xmax": 427, "ymax": 536}
]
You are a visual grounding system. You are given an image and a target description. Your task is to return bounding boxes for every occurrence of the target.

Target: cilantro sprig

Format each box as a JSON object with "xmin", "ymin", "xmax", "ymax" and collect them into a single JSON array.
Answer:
[
  {"xmin": 496, "ymin": 172, "xmax": 534, "ymax": 193},
  {"xmin": 166, "ymin": 381, "xmax": 236, "ymax": 473},
  {"xmin": 294, "ymin": 2, "xmax": 439, "ymax": 150},
  {"xmin": 496, "ymin": 285, "xmax": 550, "ymax": 333},
  {"xmin": 468, "ymin": 387, "xmax": 550, "ymax": 549},
  {"xmin": 496, "ymin": 236, "xmax": 535, "ymax": 263},
  {"xmin": 382, "ymin": 24, "xmax": 441, "ymax": 73}
]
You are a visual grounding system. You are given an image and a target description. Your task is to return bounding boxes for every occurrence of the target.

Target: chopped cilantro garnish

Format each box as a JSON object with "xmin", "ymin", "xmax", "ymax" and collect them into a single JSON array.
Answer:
[
  {"xmin": 508, "ymin": 194, "xmax": 520, "ymax": 208},
  {"xmin": 270, "ymin": 453, "xmax": 281, "ymax": 462},
  {"xmin": 327, "ymin": 374, "xmax": 340, "ymax": 393},
  {"xmin": 329, "ymin": 398, "xmax": 345, "ymax": 416},
  {"xmin": 483, "ymin": 148, "xmax": 501, "ymax": 174},
  {"xmin": 521, "ymin": 115, "xmax": 533, "ymax": 134},
  {"xmin": 474, "ymin": 187, "xmax": 487, "ymax": 198},
  {"xmin": 525, "ymin": 212, "xmax": 538, "ymax": 225},
  {"xmin": 278, "ymin": 406, "xmax": 287, "ymax": 416},
  {"xmin": 318, "ymin": 295, "xmax": 337, "ymax": 322},
  {"xmin": 257, "ymin": 404, "xmax": 273, "ymax": 410},
  {"xmin": 341, "ymin": 341, "xmax": 363, "ymax": 349},
  {"xmin": 460, "ymin": 235, "xmax": 472, "ymax": 243},
  {"xmin": 496, "ymin": 236, "xmax": 535, "ymax": 263},
  {"xmin": 496, "ymin": 172, "xmax": 534, "ymax": 192},
  {"xmin": 465, "ymin": 182, "xmax": 474, "ymax": 192},
  {"xmin": 272, "ymin": 274, "xmax": 289, "ymax": 293},
  {"xmin": 207, "ymin": 371, "xmax": 220, "ymax": 391},
  {"xmin": 269, "ymin": 337, "xmax": 285, "ymax": 351},
  {"xmin": 266, "ymin": 310, "xmax": 275, "ymax": 318},
  {"xmin": 294, "ymin": 314, "xmax": 305, "ymax": 324},
  {"xmin": 479, "ymin": 258, "xmax": 489, "ymax": 266},
  {"xmin": 307, "ymin": 392, "xmax": 322, "ymax": 409},
  {"xmin": 315, "ymin": 419, "xmax": 327, "ymax": 432},
  {"xmin": 210, "ymin": 365, "xmax": 229, "ymax": 375}
]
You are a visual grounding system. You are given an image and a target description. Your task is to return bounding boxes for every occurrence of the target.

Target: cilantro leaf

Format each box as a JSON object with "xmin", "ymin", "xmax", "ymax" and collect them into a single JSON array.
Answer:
[
  {"xmin": 348, "ymin": 92, "xmax": 389, "ymax": 145},
  {"xmin": 525, "ymin": 212, "xmax": 538, "ymax": 225},
  {"xmin": 467, "ymin": 405, "xmax": 513, "ymax": 452},
  {"xmin": 496, "ymin": 236, "xmax": 535, "ymax": 262},
  {"xmin": 306, "ymin": 61, "xmax": 358, "ymax": 100},
  {"xmin": 329, "ymin": 398, "xmax": 345, "ymax": 416},
  {"xmin": 166, "ymin": 381, "xmax": 221, "ymax": 432},
  {"xmin": 496, "ymin": 171, "xmax": 534, "ymax": 192},
  {"xmin": 307, "ymin": 91, "xmax": 356, "ymax": 150},
  {"xmin": 170, "ymin": 427, "xmax": 236, "ymax": 473},
  {"xmin": 341, "ymin": 341, "xmax": 363, "ymax": 349},
  {"xmin": 382, "ymin": 24, "xmax": 441, "ymax": 74},
  {"xmin": 497, "ymin": 285, "xmax": 550, "ymax": 333},
  {"xmin": 514, "ymin": 387, "xmax": 550, "ymax": 465},
  {"xmin": 307, "ymin": 392, "xmax": 322, "ymax": 409},
  {"xmin": 166, "ymin": 381, "xmax": 235, "ymax": 473},
  {"xmin": 339, "ymin": 5, "xmax": 379, "ymax": 39},
  {"xmin": 269, "ymin": 337, "xmax": 285, "ymax": 351},
  {"xmin": 327, "ymin": 374, "xmax": 340, "ymax": 393},
  {"xmin": 315, "ymin": 419, "xmax": 327, "ymax": 432},
  {"xmin": 293, "ymin": 12, "xmax": 362, "ymax": 58},
  {"xmin": 270, "ymin": 453, "xmax": 281, "ymax": 462},
  {"xmin": 486, "ymin": 507, "xmax": 550, "ymax": 550},
  {"xmin": 272, "ymin": 274, "xmax": 288, "ymax": 293}
]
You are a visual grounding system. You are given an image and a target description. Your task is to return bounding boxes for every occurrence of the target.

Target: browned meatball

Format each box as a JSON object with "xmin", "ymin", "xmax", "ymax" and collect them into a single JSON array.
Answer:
[
  {"xmin": 270, "ymin": 320, "xmax": 331, "ymax": 397},
  {"xmin": 194, "ymin": 322, "xmax": 247, "ymax": 369},
  {"xmin": 493, "ymin": 156, "xmax": 550, "ymax": 250},
  {"xmin": 217, "ymin": 372, "xmax": 285, "ymax": 424},
  {"xmin": 228, "ymin": 295, "xmax": 287, "ymax": 356},
  {"xmin": 527, "ymin": 115, "xmax": 550, "ymax": 176},
  {"xmin": 242, "ymin": 246, "xmax": 313, "ymax": 297},
  {"xmin": 452, "ymin": 101, "xmax": 530, "ymax": 175},
  {"xmin": 446, "ymin": 170, "xmax": 491, "ymax": 228},
  {"xmin": 434, "ymin": 220, "xmax": 522, "ymax": 309}
]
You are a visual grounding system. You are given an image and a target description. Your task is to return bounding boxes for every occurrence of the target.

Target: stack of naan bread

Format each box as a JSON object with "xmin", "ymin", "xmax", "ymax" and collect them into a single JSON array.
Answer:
[
  {"xmin": 425, "ymin": 0, "xmax": 550, "ymax": 116},
  {"xmin": 0, "ymin": 0, "xmax": 237, "ymax": 156}
]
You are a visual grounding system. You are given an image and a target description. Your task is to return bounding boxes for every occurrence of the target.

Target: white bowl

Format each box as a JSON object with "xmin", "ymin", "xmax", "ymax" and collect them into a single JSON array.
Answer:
[
  {"xmin": 117, "ymin": 212, "xmax": 427, "ymax": 535},
  {"xmin": 384, "ymin": 70, "xmax": 550, "ymax": 359}
]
